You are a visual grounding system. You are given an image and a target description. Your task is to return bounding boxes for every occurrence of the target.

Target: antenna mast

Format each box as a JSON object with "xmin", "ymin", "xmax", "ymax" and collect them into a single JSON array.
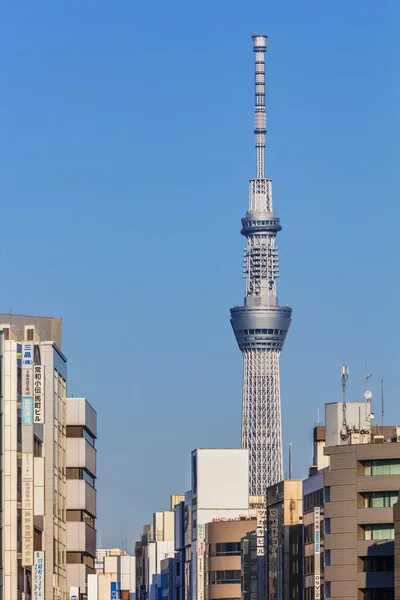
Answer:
[
  {"xmin": 381, "ymin": 378, "xmax": 384, "ymax": 427},
  {"xmin": 289, "ymin": 442, "xmax": 292, "ymax": 480},
  {"xmin": 341, "ymin": 365, "xmax": 349, "ymax": 434}
]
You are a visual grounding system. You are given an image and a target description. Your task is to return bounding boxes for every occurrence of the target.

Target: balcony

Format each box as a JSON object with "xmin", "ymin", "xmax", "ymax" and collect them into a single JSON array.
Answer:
[
  {"xmin": 67, "ymin": 480, "xmax": 96, "ymax": 518},
  {"xmin": 67, "ymin": 521, "xmax": 96, "ymax": 555}
]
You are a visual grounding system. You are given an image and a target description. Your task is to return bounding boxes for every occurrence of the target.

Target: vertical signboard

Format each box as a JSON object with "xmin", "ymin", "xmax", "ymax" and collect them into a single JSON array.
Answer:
[
  {"xmin": 33, "ymin": 552, "xmax": 44, "ymax": 600},
  {"xmin": 22, "ymin": 452, "xmax": 34, "ymax": 566},
  {"xmin": 197, "ymin": 524, "xmax": 204, "ymax": 600},
  {"xmin": 33, "ymin": 365, "xmax": 44, "ymax": 424},
  {"xmin": 22, "ymin": 342, "xmax": 35, "ymax": 565},
  {"xmin": 314, "ymin": 507, "xmax": 321, "ymax": 600},
  {"xmin": 256, "ymin": 508, "xmax": 266, "ymax": 556},
  {"xmin": 111, "ymin": 581, "xmax": 117, "ymax": 600}
]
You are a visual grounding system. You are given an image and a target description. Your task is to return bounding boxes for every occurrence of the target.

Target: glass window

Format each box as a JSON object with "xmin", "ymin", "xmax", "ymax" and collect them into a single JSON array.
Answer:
[
  {"xmin": 325, "ymin": 550, "xmax": 331, "ymax": 566},
  {"xmin": 214, "ymin": 542, "xmax": 241, "ymax": 556},
  {"xmin": 325, "ymin": 486, "xmax": 330, "ymax": 502},
  {"xmin": 363, "ymin": 491, "xmax": 398, "ymax": 508},
  {"xmin": 325, "ymin": 582, "xmax": 331, "ymax": 598},
  {"xmin": 364, "ymin": 525, "xmax": 394, "ymax": 540},
  {"xmin": 325, "ymin": 518, "xmax": 331, "ymax": 535},
  {"xmin": 208, "ymin": 570, "xmax": 241, "ymax": 584},
  {"xmin": 363, "ymin": 460, "xmax": 400, "ymax": 476}
]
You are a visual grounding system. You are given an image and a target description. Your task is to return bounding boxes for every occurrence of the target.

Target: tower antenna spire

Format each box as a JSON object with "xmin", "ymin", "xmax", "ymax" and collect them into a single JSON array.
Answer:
[
  {"xmin": 230, "ymin": 36, "xmax": 292, "ymax": 495},
  {"xmin": 252, "ymin": 35, "xmax": 268, "ymax": 179}
]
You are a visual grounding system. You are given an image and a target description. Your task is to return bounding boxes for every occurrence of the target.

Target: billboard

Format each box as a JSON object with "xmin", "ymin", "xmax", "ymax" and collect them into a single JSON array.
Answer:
[{"xmin": 314, "ymin": 507, "xmax": 321, "ymax": 600}]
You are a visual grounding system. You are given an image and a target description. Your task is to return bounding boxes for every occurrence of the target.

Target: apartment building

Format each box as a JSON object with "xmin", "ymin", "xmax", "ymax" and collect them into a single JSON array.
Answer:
[
  {"xmin": 205, "ymin": 518, "xmax": 256, "ymax": 600},
  {"xmin": 0, "ymin": 315, "xmax": 68, "ymax": 599},
  {"xmin": 324, "ymin": 437, "xmax": 400, "ymax": 599},
  {"xmin": 66, "ymin": 397, "xmax": 98, "ymax": 599},
  {"xmin": 88, "ymin": 550, "xmax": 136, "ymax": 600}
]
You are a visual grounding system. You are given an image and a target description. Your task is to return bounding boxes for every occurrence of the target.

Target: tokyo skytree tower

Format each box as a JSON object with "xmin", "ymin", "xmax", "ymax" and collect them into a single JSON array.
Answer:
[{"xmin": 230, "ymin": 36, "xmax": 292, "ymax": 496}]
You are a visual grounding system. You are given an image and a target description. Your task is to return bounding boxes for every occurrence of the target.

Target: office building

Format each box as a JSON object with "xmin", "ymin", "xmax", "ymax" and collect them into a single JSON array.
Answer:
[
  {"xmin": 324, "ymin": 437, "xmax": 399, "ymax": 599},
  {"xmin": 394, "ymin": 492, "xmax": 400, "ymax": 600},
  {"xmin": 205, "ymin": 518, "xmax": 256, "ymax": 600},
  {"xmin": 0, "ymin": 315, "xmax": 68, "ymax": 599},
  {"xmin": 66, "ymin": 397, "xmax": 98, "ymax": 599},
  {"xmin": 191, "ymin": 448, "xmax": 250, "ymax": 600},
  {"xmin": 173, "ymin": 492, "xmax": 192, "ymax": 600},
  {"xmin": 230, "ymin": 35, "xmax": 292, "ymax": 495},
  {"xmin": 265, "ymin": 480, "xmax": 303, "ymax": 600}
]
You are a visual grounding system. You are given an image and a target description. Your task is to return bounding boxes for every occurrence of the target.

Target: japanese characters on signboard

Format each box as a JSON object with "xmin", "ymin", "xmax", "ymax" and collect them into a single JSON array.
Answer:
[
  {"xmin": 256, "ymin": 508, "xmax": 266, "ymax": 556},
  {"xmin": 22, "ymin": 481, "xmax": 33, "ymax": 510},
  {"xmin": 197, "ymin": 524, "xmax": 204, "ymax": 600},
  {"xmin": 22, "ymin": 396, "xmax": 33, "ymax": 425},
  {"xmin": 33, "ymin": 365, "xmax": 44, "ymax": 424},
  {"xmin": 22, "ymin": 510, "xmax": 33, "ymax": 566},
  {"xmin": 314, "ymin": 507, "xmax": 321, "ymax": 600},
  {"xmin": 33, "ymin": 551, "xmax": 44, "ymax": 599},
  {"xmin": 22, "ymin": 453, "xmax": 33, "ymax": 481}
]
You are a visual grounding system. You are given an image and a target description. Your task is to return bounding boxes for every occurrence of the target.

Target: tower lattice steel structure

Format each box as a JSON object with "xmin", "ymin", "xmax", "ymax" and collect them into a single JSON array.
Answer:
[{"xmin": 230, "ymin": 36, "xmax": 292, "ymax": 496}]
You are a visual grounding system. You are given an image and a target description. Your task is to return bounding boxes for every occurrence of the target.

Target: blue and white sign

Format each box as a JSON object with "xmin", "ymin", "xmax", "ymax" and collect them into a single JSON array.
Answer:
[
  {"xmin": 111, "ymin": 581, "xmax": 117, "ymax": 599},
  {"xmin": 22, "ymin": 342, "xmax": 33, "ymax": 366},
  {"xmin": 22, "ymin": 397, "xmax": 33, "ymax": 426},
  {"xmin": 33, "ymin": 551, "xmax": 44, "ymax": 599}
]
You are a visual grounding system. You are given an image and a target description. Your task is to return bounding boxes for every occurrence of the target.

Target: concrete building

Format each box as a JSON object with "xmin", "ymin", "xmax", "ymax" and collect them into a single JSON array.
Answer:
[
  {"xmin": 190, "ymin": 449, "xmax": 250, "ymax": 600},
  {"xmin": 394, "ymin": 492, "xmax": 400, "ymax": 600},
  {"xmin": 173, "ymin": 492, "xmax": 192, "ymax": 600},
  {"xmin": 324, "ymin": 437, "xmax": 400, "ymax": 599},
  {"xmin": 66, "ymin": 397, "xmax": 98, "ymax": 599},
  {"xmin": 0, "ymin": 315, "xmax": 68, "ymax": 599},
  {"xmin": 265, "ymin": 479, "xmax": 303, "ymax": 600},
  {"xmin": 88, "ymin": 551, "xmax": 136, "ymax": 600},
  {"xmin": 205, "ymin": 518, "xmax": 256, "ymax": 600}
]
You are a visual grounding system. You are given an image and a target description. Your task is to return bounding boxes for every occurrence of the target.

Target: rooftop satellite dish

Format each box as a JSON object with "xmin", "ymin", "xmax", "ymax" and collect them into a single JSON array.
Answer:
[{"xmin": 364, "ymin": 390, "xmax": 372, "ymax": 401}]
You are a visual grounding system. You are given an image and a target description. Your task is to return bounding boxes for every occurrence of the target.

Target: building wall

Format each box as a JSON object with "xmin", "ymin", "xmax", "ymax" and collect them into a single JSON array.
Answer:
[
  {"xmin": 0, "ymin": 320, "xmax": 68, "ymax": 600},
  {"xmin": 266, "ymin": 480, "xmax": 303, "ymax": 600},
  {"xmin": 205, "ymin": 520, "xmax": 256, "ymax": 600},
  {"xmin": 66, "ymin": 397, "xmax": 98, "ymax": 599},
  {"xmin": 324, "ymin": 441, "xmax": 399, "ymax": 599}
]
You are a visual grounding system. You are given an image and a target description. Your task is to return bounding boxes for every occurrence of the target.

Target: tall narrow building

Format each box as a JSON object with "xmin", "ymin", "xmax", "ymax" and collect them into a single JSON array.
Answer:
[{"xmin": 230, "ymin": 36, "xmax": 292, "ymax": 495}]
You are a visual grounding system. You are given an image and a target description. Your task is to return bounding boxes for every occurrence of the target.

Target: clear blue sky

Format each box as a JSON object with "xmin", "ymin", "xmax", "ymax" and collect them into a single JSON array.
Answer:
[{"xmin": 1, "ymin": 1, "xmax": 398, "ymax": 547}]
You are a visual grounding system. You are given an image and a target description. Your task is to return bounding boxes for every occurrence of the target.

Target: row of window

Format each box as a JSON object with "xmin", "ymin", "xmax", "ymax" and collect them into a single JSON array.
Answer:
[
  {"xmin": 210, "ymin": 542, "xmax": 241, "ymax": 557},
  {"xmin": 363, "ymin": 459, "xmax": 400, "ymax": 476},
  {"xmin": 304, "ymin": 489, "xmax": 324, "ymax": 513},
  {"xmin": 324, "ymin": 519, "xmax": 395, "ymax": 540},
  {"xmin": 66, "ymin": 468, "xmax": 95, "ymax": 488},
  {"xmin": 238, "ymin": 329, "xmax": 285, "ymax": 336},
  {"xmin": 208, "ymin": 571, "xmax": 241, "ymax": 585}
]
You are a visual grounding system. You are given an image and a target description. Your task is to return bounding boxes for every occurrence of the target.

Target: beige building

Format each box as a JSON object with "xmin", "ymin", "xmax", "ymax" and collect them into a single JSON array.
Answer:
[
  {"xmin": 0, "ymin": 315, "xmax": 68, "ymax": 599},
  {"xmin": 266, "ymin": 479, "xmax": 303, "ymax": 600},
  {"xmin": 394, "ymin": 492, "xmax": 400, "ymax": 600},
  {"xmin": 66, "ymin": 397, "xmax": 98, "ymax": 599},
  {"xmin": 324, "ymin": 437, "xmax": 400, "ymax": 599},
  {"xmin": 205, "ymin": 518, "xmax": 256, "ymax": 600}
]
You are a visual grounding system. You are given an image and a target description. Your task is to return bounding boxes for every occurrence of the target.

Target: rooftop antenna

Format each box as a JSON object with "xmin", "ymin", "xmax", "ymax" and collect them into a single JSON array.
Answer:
[
  {"xmin": 289, "ymin": 442, "xmax": 292, "ymax": 480},
  {"xmin": 341, "ymin": 364, "xmax": 349, "ymax": 432},
  {"xmin": 364, "ymin": 361, "xmax": 372, "ymax": 401},
  {"xmin": 381, "ymin": 378, "xmax": 384, "ymax": 427}
]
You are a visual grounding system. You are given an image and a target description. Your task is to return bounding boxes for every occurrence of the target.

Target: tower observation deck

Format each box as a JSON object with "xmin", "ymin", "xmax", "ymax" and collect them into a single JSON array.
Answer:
[{"xmin": 230, "ymin": 36, "xmax": 292, "ymax": 495}]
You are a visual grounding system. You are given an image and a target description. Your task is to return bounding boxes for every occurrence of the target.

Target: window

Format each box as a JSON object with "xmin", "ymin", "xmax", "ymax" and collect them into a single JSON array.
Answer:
[
  {"xmin": 325, "ymin": 550, "xmax": 331, "ymax": 566},
  {"xmin": 363, "ymin": 459, "xmax": 400, "ymax": 476},
  {"xmin": 66, "ymin": 468, "xmax": 95, "ymax": 488},
  {"xmin": 208, "ymin": 571, "xmax": 241, "ymax": 585},
  {"xmin": 213, "ymin": 542, "xmax": 241, "ymax": 557},
  {"xmin": 361, "ymin": 555, "xmax": 394, "ymax": 572},
  {"xmin": 304, "ymin": 524, "xmax": 314, "ymax": 544},
  {"xmin": 362, "ymin": 589, "xmax": 394, "ymax": 600},
  {"xmin": 325, "ymin": 518, "xmax": 331, "ymax": 534},
  {"xmin": 305, "ymin": 555, "xmax": 314, "ymax": 575},
  {"xmin": 361, "ymin": 491, "xmax": 398, "ymax": 508},
  {"xmin": 325, "ymin": 582, "xmax": 331, "ymax": 598},
  {"xmin": 363, "ymin": 524, "xmax": 394, "ymax": 540},
  {"xmin": 304, "ymin": 489, "xmax": 324, "ymax": 513},
  {"xmin": 325, "ymin": 486, "xmax": 330, "ymax": 502}
]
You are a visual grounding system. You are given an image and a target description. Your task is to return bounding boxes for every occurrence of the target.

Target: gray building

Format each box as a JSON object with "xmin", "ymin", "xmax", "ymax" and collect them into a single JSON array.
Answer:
[{"xmin": 324, "ymin": 433, "xmax": 400, "ymax": 599}]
